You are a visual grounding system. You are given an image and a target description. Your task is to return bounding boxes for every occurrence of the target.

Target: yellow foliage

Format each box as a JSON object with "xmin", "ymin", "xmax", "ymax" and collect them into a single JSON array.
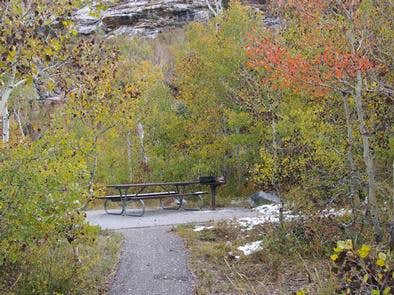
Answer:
[{"xmin": 358, "ymin": 244, "xmax": 371, "ymax": 258}]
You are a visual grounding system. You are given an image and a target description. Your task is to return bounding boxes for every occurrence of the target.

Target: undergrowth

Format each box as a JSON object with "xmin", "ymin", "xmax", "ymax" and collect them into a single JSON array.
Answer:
[{"xmin": 1, "ymin": 230, "xmax": 122, "ymax": 294}]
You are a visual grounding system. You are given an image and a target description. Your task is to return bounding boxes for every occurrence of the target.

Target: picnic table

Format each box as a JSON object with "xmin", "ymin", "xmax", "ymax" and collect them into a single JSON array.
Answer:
[{"xmin": 98, "ymin": 176, "xmax": 225, "ymax": 217}]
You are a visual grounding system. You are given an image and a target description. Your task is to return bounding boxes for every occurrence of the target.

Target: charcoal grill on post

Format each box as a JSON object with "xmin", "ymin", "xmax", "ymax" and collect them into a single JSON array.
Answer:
[{"xmin": 199, "ymin": 176, "xmax": 226, "ymax": 210}]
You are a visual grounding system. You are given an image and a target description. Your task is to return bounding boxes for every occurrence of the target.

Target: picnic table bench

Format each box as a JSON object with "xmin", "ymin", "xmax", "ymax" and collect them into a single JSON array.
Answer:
[{"xmin": 98, "ymin": 176, "xmax": 225, "ymax": 217}]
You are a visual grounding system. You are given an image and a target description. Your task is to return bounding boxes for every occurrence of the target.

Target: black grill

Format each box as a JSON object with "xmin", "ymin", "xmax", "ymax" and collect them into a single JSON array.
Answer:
[{"xmin": 199, "ymin": 176, "xmax": 226, "ymax": 185}]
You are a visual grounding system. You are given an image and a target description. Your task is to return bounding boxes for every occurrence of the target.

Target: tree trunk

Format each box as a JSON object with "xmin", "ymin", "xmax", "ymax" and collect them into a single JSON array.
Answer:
[
  {"xmin": 206, "ymin": 0, "xmax": 223, "ymax": 16},
  {"xmin": 81, "ymin": 136, "xmax": 99, "ymax": 211},
  {"xmin": 126, "ymin": 131, "xmax": 133, "ymax": 181},
  {"xmin": 15, "ymin": 109, "xmax": 25, "ymax": 138},
  {"xmin": 1, "ymin": 66, "xmax": 25, "ymax": 143},
  {"xmin": 391, "ymin": 162, "xmax": 394, "ymax": 251},
  {"xmin": 137, "ymin": 123, "xmax": 149, "ymax": 178},
  {"xmin": 342, "ymin": 94, "xmax": 361, "ymax": 211},
  {"xmin": 1, "ymin": 83, "xmax": 13, "ymax": 143},
  {"xmin": 235, "ymin": 127, "xmax": 241, "ymax": 191},
  {"xmin": 354, "ymin": 70, "xmax": 382, "ymax": 243},
  {"xmin": 2, "ymin": 102, "xmax": 10, "ymax": 142}
]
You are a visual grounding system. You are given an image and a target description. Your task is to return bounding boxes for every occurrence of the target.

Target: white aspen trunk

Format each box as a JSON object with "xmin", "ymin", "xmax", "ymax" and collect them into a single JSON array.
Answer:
[
  {"xmin": 235, "ymin": 127, "xmax": 241, "ymax": 190},
  {"xmin": 206, "ymin": 0, "xmax": 223, "ymax": 16},
  {"xmin": 0, "ymin": 65, "xmax": 25, "ymax": 143},
  {"xmin": 15, "ymin": 109, "xmax": 25, "ymax": 138},
  {"xmin": 137, "ymin": 122, "xmax": 148, "ymax": 165},
  {"xmin": 2, "ymin": 102, "xmax": 10, "ymax": 142},
  {"xmin": 354, "ymin": 70, "xmax": 382, "ymax": 243},
  {"xmin": 271, "ymin": 113, "xmax": 278, "ymax": 191},
  {"xmin": 268, "ymin": 95, "xmax": 279, "ymax": 193},
  {"xmin": 343, "ymin": 10, "xmax": 383, "ymax": 242},
  {"xmin": 126, "ymin": 131, "xmax": 133, "ymax": 181},
  {"xmin": 269, "ymin": 95, "xmax": 283, "ymax": 223},
  {"xmin": 1, "ymin": 81, "xmax": 13, "ymax": 143},
  {"xmin": 342, "ymin": 95, "xmax": 360, "ymax": 208}
]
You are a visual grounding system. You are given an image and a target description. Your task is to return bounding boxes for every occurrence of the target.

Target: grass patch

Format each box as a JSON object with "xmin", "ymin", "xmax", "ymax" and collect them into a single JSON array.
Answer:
[{"xmin": 177, "ymin": 222, "xmax": 337, "ymax": 294}]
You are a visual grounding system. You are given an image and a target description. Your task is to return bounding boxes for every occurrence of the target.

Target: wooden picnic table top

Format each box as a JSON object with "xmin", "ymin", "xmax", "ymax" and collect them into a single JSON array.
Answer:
[{"xmin": 106, "ymin": 181, "xmax": 201, "ymax": 189}]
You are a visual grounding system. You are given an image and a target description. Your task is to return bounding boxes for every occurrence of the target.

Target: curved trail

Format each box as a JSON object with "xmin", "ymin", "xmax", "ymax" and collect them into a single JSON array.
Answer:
[
  {"xmin": 109, "ymin": 226, "xmax": 193, "ymax": 295},
  {"xmin": 87, "ymin": 208, "xmax": 258, "ymax": 295}
]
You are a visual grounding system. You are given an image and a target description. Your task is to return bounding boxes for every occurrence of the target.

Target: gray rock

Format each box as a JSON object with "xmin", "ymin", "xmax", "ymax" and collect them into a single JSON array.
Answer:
[
  {"xmin": 74, "ymin": 0, "xmax": 281, "ymax": 38},
  {"xmin": 74, "ymin": 0, "xmax": 211, "ymax": 38},
  {"xmin": 249, "ymin": 191, "xmax": 281, "ymax": 207}
]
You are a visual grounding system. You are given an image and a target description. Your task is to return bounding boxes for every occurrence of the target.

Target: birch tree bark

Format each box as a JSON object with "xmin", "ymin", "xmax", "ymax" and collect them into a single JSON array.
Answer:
[
  {"xmin": 206, "ymin": 0, "xmax": 223, "ymax": 16},
  {"xmin": 126, "ymin": 131, "xmax": 133, "ymax": 181},
  {"xmin": 343, "ymin": 3, "xmax": 383, "ymax": 243},
  {"xmin": 1, "ymin": 66, "xmax": 26, "ymax": 143},
  {"xmin": 342, "ymin": 94, "xmax": 361, "ymax": 211},
  {"xmin": 353, "ymin": 70, "xmax": 382, "ymax": 243}
]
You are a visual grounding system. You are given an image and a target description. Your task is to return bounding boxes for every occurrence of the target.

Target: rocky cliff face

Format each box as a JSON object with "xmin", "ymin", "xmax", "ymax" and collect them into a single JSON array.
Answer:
[
  {"xmin": 75, "ymin": 0, "xmax": 211, "ymax": 38},
  {"xmin": 74, "ymin": 0, "xmax": 279, "ymax": 38}
]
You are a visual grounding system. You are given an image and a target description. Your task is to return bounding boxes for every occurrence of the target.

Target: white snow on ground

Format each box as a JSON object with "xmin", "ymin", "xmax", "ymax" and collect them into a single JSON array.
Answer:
[
  {"xmin": 193, "ymin": 225, "xmax": 214, "ymax": 232},
  {"xmin": 237, "ymin": 240, "xmax": 263, "ymax": 255},
  {"xmin": 237, "ymin": 204, "xmax": 350, "ymax": 230},
  {"xmin": 237, "ymin": 204, "xmax": 297, "ymax": 230},
  {"xmin": 321, "ymin": 208, "xmax": 351, "ymax": 217}
]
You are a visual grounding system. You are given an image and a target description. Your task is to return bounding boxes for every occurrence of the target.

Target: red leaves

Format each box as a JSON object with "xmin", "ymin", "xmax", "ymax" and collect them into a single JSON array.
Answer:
[
  {"xmin": 246, "ymin": 37, "xmax": 373, "ymax": 97},
  {"xmin": 247, "ymin": 37, "xmax": 327, "ymax": 97},
  {"xmin": 320, "ymin": 49, "xmax": 373, "ymax": 79}
]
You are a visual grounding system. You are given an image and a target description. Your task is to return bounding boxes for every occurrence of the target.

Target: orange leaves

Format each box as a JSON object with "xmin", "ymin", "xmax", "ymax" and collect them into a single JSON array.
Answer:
[
  {"xmin": 246, "ymin": 37, "xmax": 327, "ymax": 97},
  {"xmin": 246, "ymin": 36, "xmax": 373, "ymax": 98},
  {"xmin": 320, "ymin": 49, "xmax": 373, "ymax": 79}
]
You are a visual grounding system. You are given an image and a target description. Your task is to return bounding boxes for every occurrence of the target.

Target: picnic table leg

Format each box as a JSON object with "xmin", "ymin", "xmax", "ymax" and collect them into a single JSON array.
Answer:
[
  {"xmin": 182, "ymin": 194, "xmax": 203, "ymax": 211},
  {"xmin": 120, "ymin": 188, "xmax": 128, "ymax": 216},
  {"xmin": 124, "ymin": 199, "xmax": 145, "ymax": 217},
  {"xmin": 159, "ymin": 185, "xmax": 182, "ymax": 210},
  {"xmin": 210, "ymin": 184, "xmax": 217, "ymax": 210},
  {"xmin": 123, "ymin": 187, "xmax": 146, "ymax": 217},
  {"xmin": 104, "ymin": 199, "xmax": 123, "ymax": 215}
]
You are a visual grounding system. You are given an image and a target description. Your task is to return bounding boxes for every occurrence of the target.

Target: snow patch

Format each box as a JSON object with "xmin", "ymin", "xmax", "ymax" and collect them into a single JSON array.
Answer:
[
  {"xmin": 238, "ymin": 240, "xmax": 263, "ymax": 255},
  {"xmin": 237, "ymin": 204, "xmax": 350, "ymax": 230},
  {"xmin": 321, "ymin": 208, "xmax": 351, "ymax": 217},
  {"xmin": 238, "ymin": 204, "xmax": 297, "ymax": 230},
  {"xmin": 193, "ymin": 225, "xmax": 214, "ymax": 232}
]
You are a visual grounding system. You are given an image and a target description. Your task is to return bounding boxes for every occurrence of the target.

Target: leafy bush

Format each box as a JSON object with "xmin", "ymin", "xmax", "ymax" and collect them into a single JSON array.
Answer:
[
  {"xmin": 0, "ymin": 130, "xmax": 101, "ymax": 292},
  {"xmin": 330, "ymin": 240, "xmax": 393, "ymax": 294}
]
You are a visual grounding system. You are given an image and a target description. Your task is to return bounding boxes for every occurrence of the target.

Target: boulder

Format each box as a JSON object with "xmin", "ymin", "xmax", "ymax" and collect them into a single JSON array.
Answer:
[{"xmin": 249, "ymin": 191, "xmax": 281, "ymax": 207}]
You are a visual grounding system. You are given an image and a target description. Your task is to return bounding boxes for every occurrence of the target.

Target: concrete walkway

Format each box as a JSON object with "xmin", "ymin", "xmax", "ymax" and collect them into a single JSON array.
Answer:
[
  {"xmin": 87, "ymin": 207, "xmax": 259, "ymax": 230},
  {"xmin": 109, "ymin": 226, "xmax": 194, "ymax": 295},
  {"xmin": 87, "ymin": 208, "xmax": 258, "ymax": 295}
]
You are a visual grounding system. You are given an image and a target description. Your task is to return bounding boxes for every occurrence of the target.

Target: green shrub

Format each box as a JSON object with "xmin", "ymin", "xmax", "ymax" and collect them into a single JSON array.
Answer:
[
  {"xmin": 0, "ymin": 130, "xmax": 102, "ymax": 293},
  {"xmin": 330, "ymin": 240, "xmax": 393, "ymax": 294}
]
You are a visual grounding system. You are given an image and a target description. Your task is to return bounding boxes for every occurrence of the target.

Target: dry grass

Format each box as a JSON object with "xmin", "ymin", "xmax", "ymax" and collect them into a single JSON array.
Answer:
[{"xmin": 177, "ymin": 221, "xmax": 337, "ymax": 294}]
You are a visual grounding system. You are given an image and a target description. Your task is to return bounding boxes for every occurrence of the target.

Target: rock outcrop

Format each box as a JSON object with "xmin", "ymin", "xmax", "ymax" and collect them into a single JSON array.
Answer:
[
  {"xmin": 74, "ymin": 0, "xmax": 279, "ymax": 38},
  {"xmin": 74, "ymin": 0, "xmax": 211, "ymax": 38}
]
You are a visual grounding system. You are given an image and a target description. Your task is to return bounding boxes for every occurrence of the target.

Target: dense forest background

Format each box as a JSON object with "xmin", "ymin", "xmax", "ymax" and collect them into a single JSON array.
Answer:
[{"xmin": 0, "ymin": 0, "xmax": 392, "ymax": 293}]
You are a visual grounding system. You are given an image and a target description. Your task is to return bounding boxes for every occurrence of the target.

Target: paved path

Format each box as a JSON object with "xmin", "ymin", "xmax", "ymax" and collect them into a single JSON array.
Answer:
[
  {"xmin": 87, "ymin": 207, "xmax": 259, "ymax": 230},
  {"xmin": 88, "ymin": 208, "xmax": 258, "ymax": 295},
  {"xmin": 109, "ymin": 226, "xmax": 194, "ymax": 295}
]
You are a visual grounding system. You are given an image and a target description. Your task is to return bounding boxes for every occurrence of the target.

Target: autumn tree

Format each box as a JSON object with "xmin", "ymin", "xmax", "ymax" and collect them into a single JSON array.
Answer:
[
  {"xmin": 58, "ymin": 38, "xmax": 131, "ymax": 206},
  {"xmin": 174, "ymin": 2, "xmax": 262, "ymax": 197},
  {"xmin": 0, "ymin": 0, "xmax": 91, "ymax": 143},
  {"xmin": 247, "ymin": 0, "xmax": 393, "ymax": 242}
]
